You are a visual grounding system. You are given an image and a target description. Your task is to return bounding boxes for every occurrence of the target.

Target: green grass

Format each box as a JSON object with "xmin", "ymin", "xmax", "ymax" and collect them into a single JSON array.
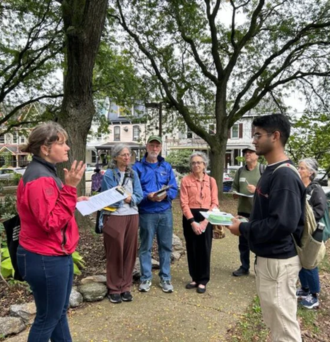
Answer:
[{"xmin": 230, "ymin": 296, "xmax": 269, "ymax": 342}]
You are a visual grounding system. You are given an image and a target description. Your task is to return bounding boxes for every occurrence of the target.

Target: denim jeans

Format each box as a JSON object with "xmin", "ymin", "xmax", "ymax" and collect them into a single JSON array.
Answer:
[
  {"xmin": 17, "ymin": 245, "xmax": 73, "ymax": 342},
  {"xmin": 139, "ymin": 209, "xmax": 173, "ymax": 281},
  {"xmin": 299, "ymin": 267, "xmax": 320, "ymax": 294}
]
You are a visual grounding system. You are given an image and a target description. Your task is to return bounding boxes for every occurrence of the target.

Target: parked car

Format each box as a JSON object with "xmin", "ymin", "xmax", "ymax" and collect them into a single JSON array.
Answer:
[
  {"xmin": 223, "ymin": 173, "xmax": 233, "ymax": 192},
  {"xmin": 0, "ymin": 167, "xmax": 26, "ymax": 181},
  {"xmin": 315, "ymin": 169, "xmax": 328, "ymax": 187}
]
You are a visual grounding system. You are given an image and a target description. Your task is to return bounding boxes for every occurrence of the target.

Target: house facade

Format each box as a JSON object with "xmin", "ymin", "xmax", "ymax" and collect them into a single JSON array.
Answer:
[
  {"xmin": 85, "ymin": 100, "xmax": 257, "ymax": 169},
  {"xmin": 0, "ymin": 131, "xmax": 30, "ymax": 167}
]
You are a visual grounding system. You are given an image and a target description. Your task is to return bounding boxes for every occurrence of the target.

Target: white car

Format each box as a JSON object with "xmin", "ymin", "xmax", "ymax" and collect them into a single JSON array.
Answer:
[
  {"xmin": 223, "ymin": 173, "xmax": 233, "ymax": 182},
  {"xmin": 0, "ymin": 167, "xmax": 26, "ymax": 181}
]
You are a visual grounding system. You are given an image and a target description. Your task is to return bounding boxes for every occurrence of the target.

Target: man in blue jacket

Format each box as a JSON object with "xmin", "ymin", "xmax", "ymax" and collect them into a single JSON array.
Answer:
[{"xmin": 133, "ymin": 136, "xmax": 178, "ymax": 293}]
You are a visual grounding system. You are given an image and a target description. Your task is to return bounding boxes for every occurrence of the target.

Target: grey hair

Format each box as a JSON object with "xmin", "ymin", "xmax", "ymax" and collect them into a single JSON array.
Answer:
[
  {"xmin": 189, "ymin": 151, "xmax": 209, "ymax": 169},
  {"xmin": 299, "ymin": 157, "xmax": 318, "ymax": 181},
  {"xmin": 110, "ymin": 144, "xmax": 131, "ymax": 168}
]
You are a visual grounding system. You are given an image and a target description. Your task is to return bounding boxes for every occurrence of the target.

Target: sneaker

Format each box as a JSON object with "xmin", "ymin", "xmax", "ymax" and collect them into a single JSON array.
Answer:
[
  {"xmin": 121, "ymin": 291, "xmax": 133, "ymax": 302},
  {"xmin": 232, "ymin": 267, "xmax": 249, "ymax": 277},
  {"xmin": 300, "ymin": 294, "xmax": 319, "ymax": 309},
  {"xmin": 160, "ymin": 279, "xmax": 173, "ymax": 293},
  {"xmin": 108, "ymin": 293, "xmax": 122, "ymax": 304},
  {"xmin": 139, "ymin": 280, "xmax": 152, "ymax": 292},
  {"xmin": 296, "ymin": 288, "xmax": 310, "ymax": 299}
]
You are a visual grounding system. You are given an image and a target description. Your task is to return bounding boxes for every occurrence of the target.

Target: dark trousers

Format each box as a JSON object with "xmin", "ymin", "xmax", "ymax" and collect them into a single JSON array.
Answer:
[
  {"xmin": 16, "ymin": 245, "xmax": 73, "ymax": 342},
  {"xmin": 103, "ymin": 214, "xmax": 139, "ymax": 294},
  {"xmin": 183, "ymin": 209, "xmax": 213, "ymax": 286},
  {"xmin": 238, "ymin": 212, "xmax": 250, "ymax": 271},
  {"xmin": 299, "ymin": 267, "xmax": 320, "ymax": 294}
]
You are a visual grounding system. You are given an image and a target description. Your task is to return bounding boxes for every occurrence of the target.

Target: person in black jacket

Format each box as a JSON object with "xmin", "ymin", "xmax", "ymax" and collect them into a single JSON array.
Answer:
[
  {"xmin": 296, "ymin": 158, "xmax": 327, "ymax": 309},
  {"xmin": 228, "ymin": 114, "xmax": 304, "ymax": 342}
]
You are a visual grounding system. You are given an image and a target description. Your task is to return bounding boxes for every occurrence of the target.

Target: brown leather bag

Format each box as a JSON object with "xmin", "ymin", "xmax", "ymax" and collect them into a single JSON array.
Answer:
[{"xmin": 213, "ymin": 225, "xmax": 225, "ymax": 239}]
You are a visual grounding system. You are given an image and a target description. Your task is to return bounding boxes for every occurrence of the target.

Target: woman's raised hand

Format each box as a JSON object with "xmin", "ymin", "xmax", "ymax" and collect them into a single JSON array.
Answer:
[{"xmin": 64, "ymin": 161, "xmax": 86, "ymax": 188}]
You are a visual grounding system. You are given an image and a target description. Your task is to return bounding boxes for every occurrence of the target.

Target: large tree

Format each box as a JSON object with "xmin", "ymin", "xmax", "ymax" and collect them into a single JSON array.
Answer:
[
  {"xmin": 288, "ymin": 111, "xmax": 330, "ymax": 174},
  {"xmin": 111, "ymin": 0, "xmax": 330, "ymax": 196},
  {"xmin": 1, "ymin": 0, "xmax": 144, "ymax": 170},
  {"xmin": 0, "ymin": 0, "xmax": 63, "ymax": 130}
]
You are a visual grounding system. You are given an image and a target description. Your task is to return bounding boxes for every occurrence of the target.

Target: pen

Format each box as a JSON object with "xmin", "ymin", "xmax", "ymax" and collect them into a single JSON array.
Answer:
[{"xmin": 245, "ymin": 180, "xmax": 250, "ymax": 185}]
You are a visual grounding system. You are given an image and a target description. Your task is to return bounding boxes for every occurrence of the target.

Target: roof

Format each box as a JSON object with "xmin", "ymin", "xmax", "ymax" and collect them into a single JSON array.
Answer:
[{"xmin": 0, "ymin": 145, "xmax": 29, "ymax": 155}]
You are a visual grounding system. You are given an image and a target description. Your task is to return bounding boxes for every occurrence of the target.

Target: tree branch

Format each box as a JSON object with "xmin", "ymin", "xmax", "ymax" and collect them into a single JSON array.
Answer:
[
  {"xmin": 204, "ymin": 0, "xmax": 223, "ymax": 76},
  {"xmin": 0, "ymin": 93, "xmax": 63, "ymax": 126}
]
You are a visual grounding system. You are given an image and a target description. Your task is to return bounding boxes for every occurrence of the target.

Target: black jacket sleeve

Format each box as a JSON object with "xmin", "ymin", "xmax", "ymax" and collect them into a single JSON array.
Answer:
[{"xmin": 308, "ymin": 184, "xmax": 327, "ymax": 222}]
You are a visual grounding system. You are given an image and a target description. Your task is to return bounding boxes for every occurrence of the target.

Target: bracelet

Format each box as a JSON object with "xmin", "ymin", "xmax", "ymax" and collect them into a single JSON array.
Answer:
[{"xmin": 187, "ymin": 218, "xmax": 195, "ymax": 224}]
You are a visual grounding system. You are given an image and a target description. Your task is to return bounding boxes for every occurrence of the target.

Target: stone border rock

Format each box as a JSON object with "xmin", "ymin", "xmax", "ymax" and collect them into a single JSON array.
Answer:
[{"xmin": 0, "ymin": 234, "xmax": 184, "ymax": 339}]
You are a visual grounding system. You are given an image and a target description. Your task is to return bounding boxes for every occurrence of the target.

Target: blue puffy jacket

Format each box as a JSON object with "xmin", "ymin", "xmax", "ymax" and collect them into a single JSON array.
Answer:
[{"xmin": 133, "ymin": 154, "xmax": 178, "ymax": 214}]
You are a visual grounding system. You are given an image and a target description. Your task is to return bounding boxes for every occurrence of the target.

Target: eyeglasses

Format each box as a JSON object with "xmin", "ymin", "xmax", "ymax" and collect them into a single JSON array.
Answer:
[
  {"xmin": 252, "ymin": 132, "xmax": 273, "ymax": 140},
  {"xmin": 191, "ymin": 161, "xmax": 204, "ymax": 165},
  {"xmin": 118, "ymin": 153, "xmax": 131, "ymax": 158}
]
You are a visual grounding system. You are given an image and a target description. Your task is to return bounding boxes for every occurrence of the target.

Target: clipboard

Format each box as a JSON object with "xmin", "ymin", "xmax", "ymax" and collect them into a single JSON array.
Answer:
[{"xmin": 154, "ymin": 185, "xmax": 172, "ymax": 196}]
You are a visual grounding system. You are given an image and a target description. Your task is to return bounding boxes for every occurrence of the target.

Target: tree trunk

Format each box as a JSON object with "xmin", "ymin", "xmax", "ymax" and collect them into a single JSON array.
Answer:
[
  {"xmin": 209, "ymin": 137, "xmax": 228, "ymax": 201},
  {"xmin": 57, "ymin": 0, "xmax": 108, "ymax": 228}
]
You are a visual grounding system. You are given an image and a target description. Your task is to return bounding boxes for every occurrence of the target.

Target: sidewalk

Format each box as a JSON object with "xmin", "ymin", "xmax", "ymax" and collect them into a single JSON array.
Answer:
[{"xmin": 7, "ymin": 233, "xmax": 257, "ymax": 342}]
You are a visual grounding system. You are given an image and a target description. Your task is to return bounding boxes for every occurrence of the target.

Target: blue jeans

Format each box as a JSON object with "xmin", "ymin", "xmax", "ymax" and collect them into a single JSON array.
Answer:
[
  {"xmin": 139, "ymin": 209, "xmax": 173, "ymax": 281},
  {"xmin": 299, "ymin": 267, "xmax": 320, "ymax": 294},
  {"xmin": 17, "ymin": 245, "xmax": 73, "ymax": 342}
]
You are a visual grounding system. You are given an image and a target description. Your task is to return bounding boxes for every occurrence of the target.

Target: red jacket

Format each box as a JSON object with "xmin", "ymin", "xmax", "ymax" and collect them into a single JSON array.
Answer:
[{"xmin": 17, "ymin": 157, "xmax": 79, "ymax": 256}]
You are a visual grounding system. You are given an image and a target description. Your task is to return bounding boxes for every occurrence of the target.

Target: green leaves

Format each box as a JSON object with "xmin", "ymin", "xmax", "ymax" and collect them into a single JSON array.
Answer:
[
  {"xmin": 72, "ymin": 251, "xmax": 85, "ymax": 276},
  {"xmin": 0, "ymin": 247, "xmax": 14, "ymax": 278}
]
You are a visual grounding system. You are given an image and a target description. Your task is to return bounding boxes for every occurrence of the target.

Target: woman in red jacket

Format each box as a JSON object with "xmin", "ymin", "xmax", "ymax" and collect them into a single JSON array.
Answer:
[{"xmin": 16, "ymin": 122, "xmax": 86, "ymax": 342}]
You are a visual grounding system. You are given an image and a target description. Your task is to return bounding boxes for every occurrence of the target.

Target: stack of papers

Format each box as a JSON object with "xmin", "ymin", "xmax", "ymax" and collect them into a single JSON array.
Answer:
[
  {"xmin": 200, "ymin": 211, "xmax": 248, "ymax": 226},
  {"xmin": 233, "ymin": 191, "xmax": 254, "ymax": 198},
  {"xmin": 76, "ymin": 187, "xmax": 128, "ymax": 216}
]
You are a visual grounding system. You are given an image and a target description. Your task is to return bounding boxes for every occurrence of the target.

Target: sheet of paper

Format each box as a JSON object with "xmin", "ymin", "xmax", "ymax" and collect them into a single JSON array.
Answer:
[
  {"xmin": 200, "ymin": 211, "xmax": 248, "ymax": 226},
  {"xmin": 233, "ymin": 190, "xmax": 254, "ymax": 198},
  {"xmin": 76, "ymin": 187, "xmax": 128, "ymax": 216}
]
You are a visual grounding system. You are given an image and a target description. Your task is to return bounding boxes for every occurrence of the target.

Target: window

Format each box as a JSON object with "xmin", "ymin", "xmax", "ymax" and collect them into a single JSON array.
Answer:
[
  {"xmin": 12, "ymin": 132, "xmax": 18, "ymax": 143},
  {"xmin": 20, "ymin": 136, "xmax": 25, "ymax": 143},
  {"xmin": 231, "ymin": 124, "xmax": 239, "ymax": 138},
  {"xmin": 229, "ymin": 123, "xmax": 243, "ymax": 139},
  {"xmin": 133, "ymin": 125, "xmax": 140, "ymax": 141},
  {"xmin": 0, "ymin": 135, "xmax": 4, "ymax": 144},
  {"xmin": 97, "ymin": 134, "xmax": 102, "ymax": 141},
  {"xmin": 114, "ymin": 126, "xmax": 120, "ymax": 141},
  {"xmin": 91, "ymin": 151, "xmax": 97, "ymax": 163},
  {"xmin": 187, "ymin": 127, "xmax": 193, "ymax": 139}
]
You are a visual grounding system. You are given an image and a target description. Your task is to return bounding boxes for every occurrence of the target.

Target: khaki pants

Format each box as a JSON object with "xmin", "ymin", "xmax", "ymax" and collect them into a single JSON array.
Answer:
[{"xmin": 255, "ymin": 255, "xmax": 302, "ymax": 342}]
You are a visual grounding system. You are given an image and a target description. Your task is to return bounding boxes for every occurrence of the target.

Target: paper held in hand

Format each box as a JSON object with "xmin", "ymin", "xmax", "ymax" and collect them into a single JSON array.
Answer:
[
  {"xmin": 76, "ymin": 186, "xmax": 128, "ymax": 216},
  {"xmin": 200, "ymin": 211, "xmax": 249, "ymax": 226},
  {"xmin": 233, "ymin": 190, "xmax": 254, "ymax": 198}
]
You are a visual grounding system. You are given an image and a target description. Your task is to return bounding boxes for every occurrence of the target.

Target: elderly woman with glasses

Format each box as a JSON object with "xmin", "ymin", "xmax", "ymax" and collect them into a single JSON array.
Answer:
[
  {"xmin": 100, "ymin": 144, "xmax": 143, "ymax": 304},
  {"xmin": 296, "ymin": 158, "xmax": 327, "ymax": 310},
  {"xmin": 180, "ymin": 152, "xmax": 219, "ymax": 294}
]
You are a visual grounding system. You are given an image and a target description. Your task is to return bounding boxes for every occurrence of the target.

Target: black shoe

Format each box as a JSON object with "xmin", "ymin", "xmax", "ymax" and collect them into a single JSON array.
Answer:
[
  {"xmin": 108, "ymin": 293, "xmax": 122, "ymax": 304},
  {"xmin": 197, "ymin": 285, "xmax": 206, "ymax": 294},
  {"xmin": 232, "ymin": 267, "xmax": 249, "ymax": 277},
  {"xmin": 121, "ymin": 291, "xmax": 133, "ymax": 302},
  {"xmin": 185, "ymin": 282, "xmax": 197, "ymax": 289}
]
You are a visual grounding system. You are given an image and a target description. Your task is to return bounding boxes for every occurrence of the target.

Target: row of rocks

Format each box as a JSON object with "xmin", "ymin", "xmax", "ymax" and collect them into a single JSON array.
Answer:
[{"xmin": 0, "ymin": 234, "xmax": 184, "ymax": 338}]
